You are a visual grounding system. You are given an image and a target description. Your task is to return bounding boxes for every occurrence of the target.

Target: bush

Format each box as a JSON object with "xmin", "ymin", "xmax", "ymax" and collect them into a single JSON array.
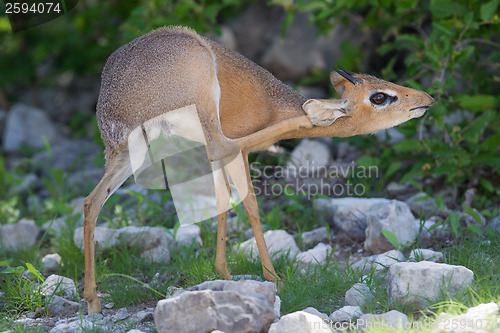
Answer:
[{"xmin": 277, "ymin": 0, "xmax": 500, "ymax": 208}]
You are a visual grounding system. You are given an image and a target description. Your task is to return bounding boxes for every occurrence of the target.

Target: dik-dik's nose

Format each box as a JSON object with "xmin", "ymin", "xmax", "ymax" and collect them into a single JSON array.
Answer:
[{"xmin": 422, "ymin": 91, "xmax": 434, "ymax": 106}]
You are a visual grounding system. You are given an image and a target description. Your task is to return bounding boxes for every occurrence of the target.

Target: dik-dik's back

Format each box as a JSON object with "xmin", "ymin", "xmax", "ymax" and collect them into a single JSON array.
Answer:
[{"xmin": 97, "ymin": 26, "xmax": 306, "ymax": 161}]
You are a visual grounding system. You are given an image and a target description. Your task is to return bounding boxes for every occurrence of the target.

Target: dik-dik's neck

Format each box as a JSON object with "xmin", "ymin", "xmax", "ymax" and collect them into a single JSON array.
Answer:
[{"xmin": 208, "ymin": 39, "xmax": 308, "ymax": 139}]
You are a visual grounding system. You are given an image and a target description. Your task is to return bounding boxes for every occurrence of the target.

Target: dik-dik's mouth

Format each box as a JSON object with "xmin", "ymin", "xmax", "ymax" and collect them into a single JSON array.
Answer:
[{"xmin": 409, "ymin": 105, "xmax": 430, "ymax": 118}]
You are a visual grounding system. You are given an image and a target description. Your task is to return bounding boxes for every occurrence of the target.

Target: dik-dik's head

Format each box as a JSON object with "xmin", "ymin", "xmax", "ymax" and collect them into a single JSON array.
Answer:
[{"xmin": 303, "ymin": 67, "xmax": 434, "ymax": 135}]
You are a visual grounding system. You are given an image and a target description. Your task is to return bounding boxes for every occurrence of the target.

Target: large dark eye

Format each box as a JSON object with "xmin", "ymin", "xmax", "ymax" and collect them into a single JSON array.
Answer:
[{"xmin": 370, "ymin": 93, "xmax": 387, "ymax": 105}]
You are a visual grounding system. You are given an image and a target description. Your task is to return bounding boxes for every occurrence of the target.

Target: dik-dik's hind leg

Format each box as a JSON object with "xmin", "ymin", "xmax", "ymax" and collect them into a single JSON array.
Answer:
[
  {"xmin": 225, "ymin": 152, "xmax": 278, "ymax": 283},
  {"xmin": 83, "ymin": 150, "xmax": 132, "ymax": 313},
  {"xmin": 213, "ymin": 159, "xmax": 232, "ymax": 279}
]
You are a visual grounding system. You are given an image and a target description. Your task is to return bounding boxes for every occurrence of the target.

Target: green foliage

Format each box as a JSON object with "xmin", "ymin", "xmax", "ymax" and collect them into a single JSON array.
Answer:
[
  {"xmin": 280, "ymin": 0, "xmax": 500, "ymax": 207},
  {"xmin": 0, "ymin": 0, "xmax": 252, "ymax": 103},
  {"xmin": 122, "ymin": 0, "xmax": 251, "ymax": 39},
  {"xmin": 381, "ymin": 229, "xmax": 400, "ymax": 249},
  {"xmin": 0, "ymin": 262, "xmax": 47, "ymax": 315}
]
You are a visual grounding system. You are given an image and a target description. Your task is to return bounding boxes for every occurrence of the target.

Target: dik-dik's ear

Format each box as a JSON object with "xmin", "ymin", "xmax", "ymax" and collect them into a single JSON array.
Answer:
[
  {"xmin": 330, "ymin": 68, "xmax": 362, "ymax": 98},
  {"xmin": 302, "ymin": 99, "xmax": 348, "ymax": 126}
]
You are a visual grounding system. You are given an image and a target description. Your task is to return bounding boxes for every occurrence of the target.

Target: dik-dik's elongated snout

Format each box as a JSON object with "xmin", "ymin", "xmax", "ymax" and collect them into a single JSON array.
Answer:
[{"xmin": 302, "ymin": 68, "xmax": 434, "ymax": 135}]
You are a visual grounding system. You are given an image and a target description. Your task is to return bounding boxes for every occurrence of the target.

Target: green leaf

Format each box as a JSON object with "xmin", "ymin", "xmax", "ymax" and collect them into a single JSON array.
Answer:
[
  {"xmin": 432, "ymin": 22, "xmax": 454, "ymax": 37},
  {"xmin": 430, "ymin": 0, "xmax": 467, "ymax": 18},
  {"xmin": 281, "ymin": 10, "xmax": 296, "ymax": 37},
  {"xmin": 463, "ymin": 111, "xmax": 495, "ymax": 144},
  {"xmin": 480, "ymin": 0, "xmax": 499, "ymax": 21},
  {"xmin": 357, "ymin": 155, "xmax": 380, "ymax": 168},
  {"xmin": 479, "ymin": 177, "xmax": 495, "ymax": 193},
  {"xmin": 466, "ymin": 224, "xmax": 483, "ymax": 236},
  {"xmin": 1, "ymin": 266, "xmax": 24, "ymax": 274},
  {"xmin": 382, "ymin": 229, "xmax": 400, "ymax": 249},
  {"xmin": 393, "ymin": 139, "xmax": 421, "ymax": 153},
  {"xmin": 463, "ymin": 206, "xmax": 484, "ymax": 226},
  {"xmin": 480, "ymin": 133, "xmax": 500, "ymax": 150},
  {"xmin": 269, "ymin": 0, "xmax": 294, "ymax": 11},
  {"xmin": 0, "ymin": 259, "xmax": 11, "ymax": 266},
  {"xmin": 448, "ymin": 211, "xmax": 461, "ymax": 238},
  {"xmin": 384, "ymin": 161, "xmax": 402, "ymax": 179},
  {"xmin": 299, "ymin": 1, "xmax": 326, "ymax": 11},
  {"xmin": 26, "ymin": 263, "xmax": 45, "ymax": 282},
  {"xmin": 459, "ymin": 95, "xmax": 497, "ymax": 111},
  {"xmin": 395, "ymin": 34, "xmax": 423, "ymax": 47}
]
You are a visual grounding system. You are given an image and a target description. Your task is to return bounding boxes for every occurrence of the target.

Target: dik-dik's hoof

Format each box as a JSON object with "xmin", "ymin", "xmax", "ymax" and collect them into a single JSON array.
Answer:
[
  {"xmin": 215, "ymin": 264, "xmax": 232, "ymax": 280},
  {"xmin": 86, "ymin": 295, "xmax": 102, "ymax": 314}
]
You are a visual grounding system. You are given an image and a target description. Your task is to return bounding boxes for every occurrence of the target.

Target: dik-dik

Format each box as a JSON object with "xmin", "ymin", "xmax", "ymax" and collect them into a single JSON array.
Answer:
[{"xmin": 84, "ymin": 26, "xmax": 433, "ymax": 313}]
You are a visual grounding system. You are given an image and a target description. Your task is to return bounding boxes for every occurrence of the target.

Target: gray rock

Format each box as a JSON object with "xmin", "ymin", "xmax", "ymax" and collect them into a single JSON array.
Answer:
[
  {"xmin": 224, "ymin": 216, "xmax": 247, "ymax": 235},
  {"xmin": 0, "ymin": 219, "xmax": 40, "ymax": 252},
  {"xmin": 301, "ymin": 227, "xmax": 329, "ymax": 248},
  {"xmin": 296, "ymin": 243, "xmax": 331, "ymax": 265},
  {"xmin": 364, "ymin": 200, "xmax": 417, "ymax": 253},
  {"xmin": 174, "ymin": 224, "xmax": 202, "ymax": 247},
  {"xmin": 0, "ymin": 109, "xmax": 5, "ymax": 138},
  {"xmin": 3, "ymin": 103, "xmax": 63, "ymax": 152},
  {"xmin": 297, "ymin": 86, "xmax": 327, "ymax": 99},
  {"xmin": 436, "ymin": 302, "xmax": 499, "ymax": 332},
  {"xmin": 69, "ymin": 197, "xmax": 86, "ymax": 215},
  {"xmin": 237, "ymin": 229, "xmax": 299, "ymax": 260},
  {"xmin": 42, "ymin": 253, "xmax": 62, "ymax": 273},
  {"xmin": 166, "ymin": 286, "xmax": 185, "ymax": 298},
  {"xmin": 357, "ymin": 310, "xmax": 409, "ymax": 330},
  {"xmin": 74, "ymin": 226, "xmax": 120, "ymax": 252},
  {"xmin": 9, "ymin": 173, "xmax": 39, "ymax": 194},
  {"xmin": 274, "ymin": 295, "xmax": 281, "ymax": 320},
  {"xmin": 189, "ymin": 279, "xmax": 276, "ymax": 306},
  {"xmin": 19, "ymin": 76, "xmax": 100, "ymax": 121},
  {"xmin": 130, "ymin": 310, "xmax": 154, "ymax": 323},
  {"xmin": 43, "ymin": 215, "xmax": 83, "ymax": 236},
  {"xmin": 487, "ymin": 215, "xmax": 500, "ymax": 233},
  {"xmin": 314, "ymin": 197, "xmax": 390, "ymax": 237},
  {"xmin": 47, "ymin": 295, "xmax": 81, "ymax": 317},
  {"xmin": 409, "ymin": 248, "xmax": 443, "ymax": 262},
  {"xmin": 385, "ymin": 182, "xmax": 419, "ymax": 201},
  {"xmin": 49, "ymin": 318, "xmax": 104, "ymax": 333},
  {"xmin": 67, "ymin": 168, "xmax": 106, "ymax": 194},
  {"xmin": 120, "ymin": 226, "xmax": 173, "ymax": 264},
  {"xmin": 351, "ymin": 250, "xmax": 405, "ymax": 274},
  {"xmin": 405, "ymin": 192, "xmax": 440, "ymax": 218},
  {"xmin": 416, "ymin": 218, "xmax": 451, "ymax": 245},
  {"xmin": 155, "ymin": 290, "xmax": 274, "ymax": 333},
  {"xmin": 205, "ymin": 26, "xmax": 237, "ymax": 50},
  {"xmin": 253, "ymin": 8, "xmax": 363, "ymax": 82},
  {"xmin": 268, "ymin": 311, "xmax": 332, "ymax": 333},
  {"xmin": 287, "ymin": 139, "xmax": 332, "ymax": 172},
  {"xmin": 41, "ymin": 274, "xmax": 77, "ymax": 300},
  {"xmin": 387, "ymin": 262, "xmax": 474, "ymax": 309},
  {"xmin": 74, "ymin": 226, "xmax": 173, "ymax": 264},
  {"xmin": 329, "ymin": 305, "xmax": 363, "ymax": 322},
  {"xmin": 345, "ymin": 283, "xmax": 374, "ymax": 308},
  {"xmin": 127, "ymin": 330, "xmax": 147, "ymax": 333},
  {"xmin": 302, "ymin": 307, "xmax": 329, "ymax": 322},
  {"xmin": 112, "ymin": 307, "xmax": 130, "ymax": 322},
  {"xmin": 374, "ymin": 128, "xmax": 405, "ymax": 145}
]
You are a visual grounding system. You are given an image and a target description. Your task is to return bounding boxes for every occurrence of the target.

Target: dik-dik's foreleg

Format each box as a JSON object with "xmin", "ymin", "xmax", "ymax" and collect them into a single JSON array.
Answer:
[
  {"xmin": 83, "ymin": 151, "xmax": 132, "ymax": 313},
  {"xmin": 225, "ymin": 151, "xmax": 278, "ymax": 282},
  {"xmin": 212, "ymin": 159, "xmax": 232, "ymax": 279}
]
